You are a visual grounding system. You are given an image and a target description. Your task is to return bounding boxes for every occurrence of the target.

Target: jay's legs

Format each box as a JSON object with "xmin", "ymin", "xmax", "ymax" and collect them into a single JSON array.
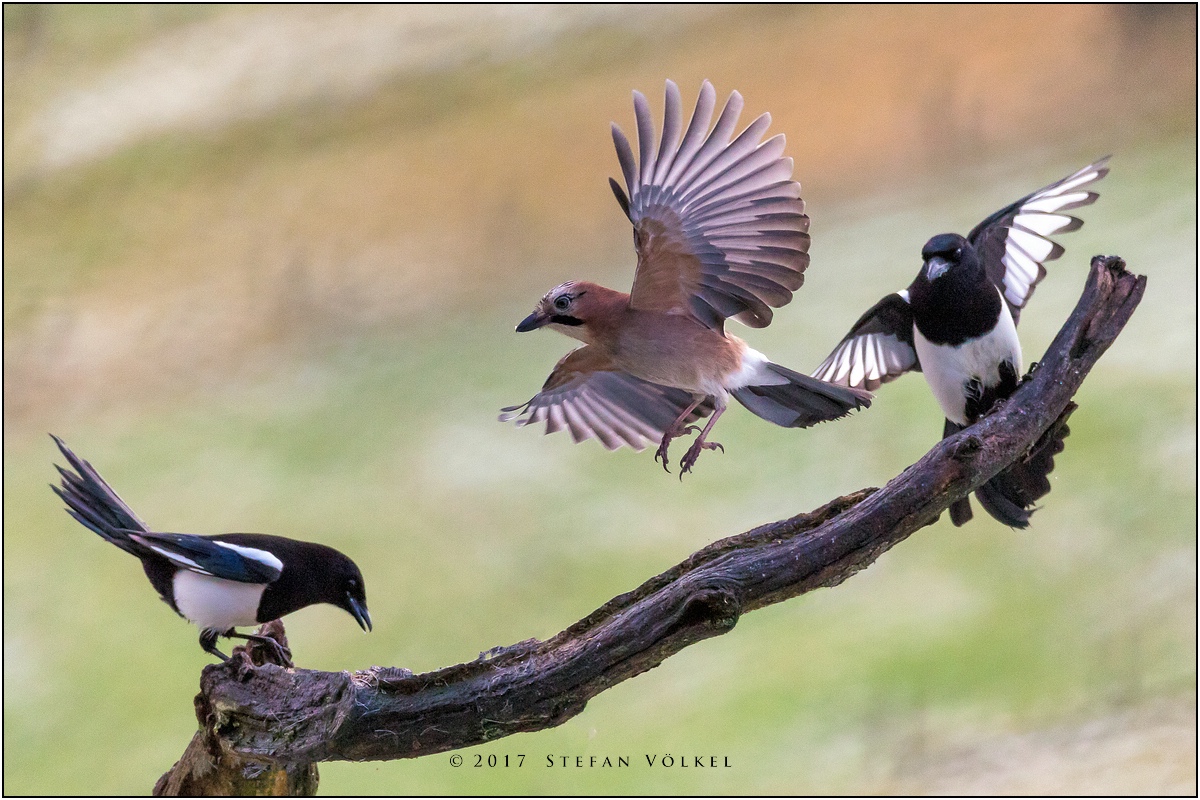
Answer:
[
  {"xmin": 655, "ymin": 397, "xmax": 706, "ymax": 472},
  {"xmin": 679, "ymin": 405, "xmax": 726, "ymax": 475}
]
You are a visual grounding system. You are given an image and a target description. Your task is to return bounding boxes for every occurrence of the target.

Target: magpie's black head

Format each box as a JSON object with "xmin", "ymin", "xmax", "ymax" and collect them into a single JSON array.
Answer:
[
  {"xmin": 240, "ymin": 536, "xmax": 374, "ymax": 632},
  {"xmin": 920, "ymin": 233, "xmax": 975, "ymax": 282},
  {"xmin": 337, "ymin": 558, "xmax": 372, "ymax": 633},
  {"xmin": 315, "ymin": 549, "xmax": 372, "ymax": 633}
]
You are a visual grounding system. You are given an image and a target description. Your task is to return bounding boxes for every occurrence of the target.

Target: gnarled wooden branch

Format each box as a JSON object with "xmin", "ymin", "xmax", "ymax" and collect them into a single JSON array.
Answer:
[{"xmin": 157, "ymin": 255, "xmax": 1145, "ymax": 795}]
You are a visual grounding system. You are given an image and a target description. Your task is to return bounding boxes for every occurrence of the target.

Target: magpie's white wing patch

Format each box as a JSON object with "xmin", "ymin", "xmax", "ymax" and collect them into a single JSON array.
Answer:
[
  {"xmin": 969, "ymin": 158, "xmax": 1109, "ymax": 323},
  {"xmin": 812, "ymin": 292, "xmax": 919, "ymax": 391},
  {"xmin": 212, "ymin": 540, "xmax": 284, "ymax": 573},
  {"xmin": 814, "ymin": 333, "xmax": 916, "ymax": 390},
  {"xmin": 130, "ymin": 531, "xmax": 283, "ymax": 584}
]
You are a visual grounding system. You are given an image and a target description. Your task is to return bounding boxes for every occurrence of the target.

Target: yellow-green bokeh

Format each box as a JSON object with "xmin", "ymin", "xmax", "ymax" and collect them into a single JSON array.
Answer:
[{"xmin": 4, "ymin": 5, "xmax": 1195, "ymax": 795}]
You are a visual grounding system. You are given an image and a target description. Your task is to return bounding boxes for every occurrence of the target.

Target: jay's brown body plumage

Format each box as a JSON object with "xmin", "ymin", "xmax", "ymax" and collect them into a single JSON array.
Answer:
[{"xmin": 502, "ymin": 80, "xmax": 870, "ymax": 473}]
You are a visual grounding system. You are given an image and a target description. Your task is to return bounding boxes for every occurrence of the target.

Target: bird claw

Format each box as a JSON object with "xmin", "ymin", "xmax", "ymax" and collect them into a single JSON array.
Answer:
[
  {"xmin": 655, "ymin": 425, "xmax": 700, "ymax": 472},
  {"xmin": 678, "ymin": 438, "xmax": 724, "ymax": 477},
  {"xmin": 232, "ymin": 628, "xmax": 295, "ymax": 668},
  {"xmin": 248, "ymin": 636, "xmax": 293, "ymax": 668},
  {"xmin": 654, "ymin": 440, "xmax": 673, "ymax": 472},
  {"xmin": 655, "ymin": 420, "xmax": 707, "ymax": 474}
]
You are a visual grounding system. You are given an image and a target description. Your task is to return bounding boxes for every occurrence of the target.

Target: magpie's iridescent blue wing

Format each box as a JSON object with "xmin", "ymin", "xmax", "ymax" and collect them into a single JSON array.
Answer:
[{"xmin": 128, "ymin": 531, "xmax": 283, "ymax": 584}]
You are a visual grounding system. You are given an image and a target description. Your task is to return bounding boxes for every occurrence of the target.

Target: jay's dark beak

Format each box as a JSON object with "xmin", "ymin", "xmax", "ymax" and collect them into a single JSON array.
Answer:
[
  {"xmin": 347, "ymin": 594, "xmax": 372, "ymax": 632},
  {"xmin": 516, "ymin": 310, "xmax": 549, "ymax": 333}
]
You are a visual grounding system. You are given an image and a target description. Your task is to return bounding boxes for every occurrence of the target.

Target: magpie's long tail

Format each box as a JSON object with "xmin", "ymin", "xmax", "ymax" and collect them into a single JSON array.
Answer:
[
  {"xmin": 732, "ymin": 362, "xmax": 872, "ymax": 428},
  {"xmin": 945, "ymin": 403, "xmax": 1075, "ymax": 529},
  {"xmin": 50, "ymin": 435, "xmax": 149, "ymax": 552}
]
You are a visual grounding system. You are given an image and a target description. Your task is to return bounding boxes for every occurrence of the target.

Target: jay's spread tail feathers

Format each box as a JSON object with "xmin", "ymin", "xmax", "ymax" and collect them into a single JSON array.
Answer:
[{"xmin": 733, "ymin": 362, "xmax": 871, "ymax": 428}]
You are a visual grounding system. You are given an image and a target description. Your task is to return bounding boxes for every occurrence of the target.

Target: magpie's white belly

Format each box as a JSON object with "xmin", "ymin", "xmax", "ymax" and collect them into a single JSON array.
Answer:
[
  {"xmin": 173, "ymin": 571, "xmax": 266, "ymax": 631},
  {"xmin": 913, "ymin": 304, "xmax": 1021, "ymax": 426}
]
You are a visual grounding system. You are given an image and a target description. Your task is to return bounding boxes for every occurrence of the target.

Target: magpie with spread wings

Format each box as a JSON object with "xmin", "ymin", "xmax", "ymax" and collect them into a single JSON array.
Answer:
[{"xmin": 812, "ymin": 158, "xmax": 1109, "ymax": 526}]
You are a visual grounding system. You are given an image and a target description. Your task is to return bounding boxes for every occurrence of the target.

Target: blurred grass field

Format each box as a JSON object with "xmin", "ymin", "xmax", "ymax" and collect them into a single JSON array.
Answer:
[{"xmin": 3, "ymin": 5, "xmax": 1196, "ymax": 795}]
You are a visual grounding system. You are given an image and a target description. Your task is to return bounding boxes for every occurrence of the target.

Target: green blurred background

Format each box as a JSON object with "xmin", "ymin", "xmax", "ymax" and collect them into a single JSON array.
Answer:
[{"xmin": 4, "ymin": 5, "xmax": 1195, "ymax": 795}]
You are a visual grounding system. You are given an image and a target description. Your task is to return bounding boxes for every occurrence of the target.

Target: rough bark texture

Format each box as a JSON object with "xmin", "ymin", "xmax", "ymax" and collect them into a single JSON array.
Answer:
[
  {"xmin": 157, "ymin": 256, "xmax": 1145, "ymax": 795},
  {"xmin": 154, "ymin": 622, "xmax": 321, "ymax": 796}
]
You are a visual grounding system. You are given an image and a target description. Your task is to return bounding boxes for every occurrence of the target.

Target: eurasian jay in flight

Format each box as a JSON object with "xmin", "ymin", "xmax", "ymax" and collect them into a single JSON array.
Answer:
[{"xmin": 502, "ymin": 80, "xmax": 871, "ymax": 474}]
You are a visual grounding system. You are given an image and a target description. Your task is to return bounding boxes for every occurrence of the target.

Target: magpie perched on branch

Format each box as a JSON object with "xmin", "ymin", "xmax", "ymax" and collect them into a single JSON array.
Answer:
[
  {"xmin": 813, "ymin": 158, "xmax": 1110, "ymax": 527},
  {"xmin": 50, "ymin": 435, "xmax": 372, "ymax": 662}
]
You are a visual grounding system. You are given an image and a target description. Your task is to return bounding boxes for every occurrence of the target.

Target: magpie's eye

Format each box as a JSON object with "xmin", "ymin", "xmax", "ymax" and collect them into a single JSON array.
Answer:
[
  {"xmin": 553, "ymin": 296, "xmax": 571, "ymax": 312},
  {"xmin": 953, "ymin": 246, "xmax": 963, "ymax": 259}
]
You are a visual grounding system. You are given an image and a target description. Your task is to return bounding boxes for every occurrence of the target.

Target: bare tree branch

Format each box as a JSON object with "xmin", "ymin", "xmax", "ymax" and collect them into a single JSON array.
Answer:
[{"xmin": 156, "ymin": 255, "xmax": 1145, "ymax": 796}]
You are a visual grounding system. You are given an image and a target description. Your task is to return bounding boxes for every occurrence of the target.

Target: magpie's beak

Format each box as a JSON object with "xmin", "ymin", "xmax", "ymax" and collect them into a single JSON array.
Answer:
[
  {"xmin": 516, "ymin": 310, "xmax": 549, "ymax": 333},
  {"xmin": 925, "ymin": 255, "xmax": 951, "ymax": 281},
  {"xmin": 346, "ymin": 594, "xmax": 372, "ymax": 632}
]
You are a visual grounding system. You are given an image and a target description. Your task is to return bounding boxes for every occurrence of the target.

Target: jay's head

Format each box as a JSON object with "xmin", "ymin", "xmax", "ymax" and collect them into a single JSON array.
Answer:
[{"xmin": 516, "ymin": 281, "xmax": 609, "ymax": 343}]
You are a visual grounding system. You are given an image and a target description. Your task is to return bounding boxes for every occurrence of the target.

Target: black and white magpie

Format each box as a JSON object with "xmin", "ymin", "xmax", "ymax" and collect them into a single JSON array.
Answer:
[
  {"xmin": 50, "ymin": 435, "xmax": 372, "ymax": 661},
  {"xmin": 813, "ymin": 158, "xmax": 1109, "ymax": 527}
]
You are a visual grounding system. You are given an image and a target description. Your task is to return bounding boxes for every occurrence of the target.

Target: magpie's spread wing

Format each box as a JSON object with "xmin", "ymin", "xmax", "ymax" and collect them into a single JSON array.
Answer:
[
  {"xmin": 811, "ymin": 292, "xmax": 919, "ymax": 391},
  {"xmin": 128, "ymin": 531, "xmax": 283, "ymax": 584},
  {"xmin": 500, "ymin": 345, "xmax": 713, "ymax": 451},
  {"xmin": 968, "ymin": 158, "xmax": 1109, "ymax": 323},
  {"xmin": 612, "ymin": 80, "xmax": 809, "ymax": 332}
]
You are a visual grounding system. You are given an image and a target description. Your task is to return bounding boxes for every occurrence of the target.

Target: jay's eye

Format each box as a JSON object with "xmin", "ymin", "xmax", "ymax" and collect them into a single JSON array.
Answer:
[{"xmin": 553, "ymin": 296, "xmax": 571, "ymax": 311}]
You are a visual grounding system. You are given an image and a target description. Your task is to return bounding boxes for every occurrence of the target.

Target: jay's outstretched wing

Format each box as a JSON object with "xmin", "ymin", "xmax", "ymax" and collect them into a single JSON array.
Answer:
[
  {"xmin": 501, "ymin": 345, "xmax": 713, "ymax": 451},
  {"xmin": 610, "ymin": 80, "xmax": 809, "ymax": 332}
]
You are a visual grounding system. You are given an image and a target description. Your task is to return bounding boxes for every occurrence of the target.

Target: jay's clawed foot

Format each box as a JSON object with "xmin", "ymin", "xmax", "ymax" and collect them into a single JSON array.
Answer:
[
  {"xmin": 677, "ymin": 404, "xmax": 728, "ymax": 477},
  {"xmin": 655, "ymin": 397, "xmax": 709, "ymax": 472},
  {"xmin": 654, "ymin": 424, "xmax": 700, "ymax": 472},
  {"xmin": 679, "ymin": 436, "xmax": 724, "ymax": 476}
]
